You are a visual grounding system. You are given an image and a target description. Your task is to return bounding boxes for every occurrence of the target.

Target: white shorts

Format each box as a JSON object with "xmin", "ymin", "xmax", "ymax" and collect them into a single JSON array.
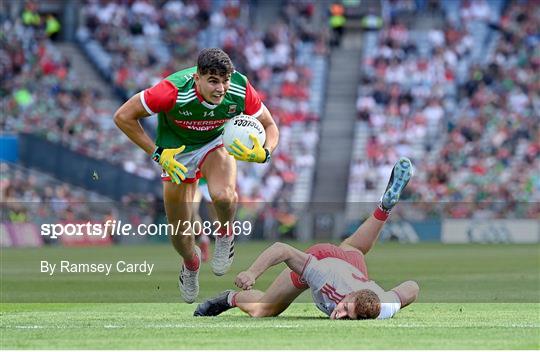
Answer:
[{"xmin": 161, "ymin": 136, "xmax": 223, "ymax": 183}]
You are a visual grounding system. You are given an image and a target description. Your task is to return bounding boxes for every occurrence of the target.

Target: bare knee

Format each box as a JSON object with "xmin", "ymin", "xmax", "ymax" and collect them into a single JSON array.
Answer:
[
  {"xmin": 211, "ymin": 187, "xmax": 237, "ymax": 208},
  {"xmin": 340, "ymin": 240, "xmax": 370, "ymax": 255}
]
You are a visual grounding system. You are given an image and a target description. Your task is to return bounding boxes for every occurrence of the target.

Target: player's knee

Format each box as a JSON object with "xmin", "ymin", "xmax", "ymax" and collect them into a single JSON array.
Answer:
[{"xmin": 211, "ymin": 187, "xmax": 237, "ymax": 207}]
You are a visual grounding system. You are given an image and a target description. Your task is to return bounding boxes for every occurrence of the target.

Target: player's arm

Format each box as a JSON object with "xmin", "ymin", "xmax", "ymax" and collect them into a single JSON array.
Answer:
[
  {"xmin": 374, "ymin": 281, "xmax": 419, "ymax": 320},
  {"xmin": 229, "ymin": 81, "xmax": 279, "ymax": 163},
  {"xmin": 390, "ymin": 280, "xmax": 419, "ymax": 308},
  {"xmin": 235, "ymin": 242, "xmax": 309, "ymax": 290},
  {"xmin": 114, "ymin": 80, "xmax": 187, "ymax": 184},
  {"xmin": 113, "ymin": 93, "xmax": 155, "ymax": 155},
  {"xmin": 257, "ymin": 105, "xmax": 279, "ymax": 154}
]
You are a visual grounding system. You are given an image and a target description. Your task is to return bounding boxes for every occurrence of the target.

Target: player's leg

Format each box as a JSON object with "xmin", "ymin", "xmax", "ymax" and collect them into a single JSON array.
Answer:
[
  {"xmin": 339, "ymin": 216, "xmax": 386, "ymax": 255},
  {"xmin": 163, "ymin": 181, "xmax": 201, "ymax": 303},
  {"xmin": 199, "ymin": 178, "xmax": 215, "ymax": 261},
  {"xmin": 191, "ymin": 187, "xmax": 210, "ymax": 262},
  {"xmin": 194, "ymin": 269, "xmax": 306, "ymax": 317},
  {"xmin": 163, "ymin": 181, "xmax": 199, "ymax": 261},
  {"xmin": 194, "ymin": 289, "xmax": 265, "ymax": 317},
  {"xmin": 340, "ymin": 157, "xmax": 413, "ymax": 255},
  {"xmin": 200, "ymin": 147, "xmax": 237, "ymax": 276},
  {"xmin": 235, "ymin": 269, "xmax": 306, "ymax": 317}
]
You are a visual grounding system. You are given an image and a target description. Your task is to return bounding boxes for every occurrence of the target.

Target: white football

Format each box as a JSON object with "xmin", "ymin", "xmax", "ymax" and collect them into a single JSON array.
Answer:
[{"xmin": 222, "ymin": 114, "xmax": 266, "ymax": 154}]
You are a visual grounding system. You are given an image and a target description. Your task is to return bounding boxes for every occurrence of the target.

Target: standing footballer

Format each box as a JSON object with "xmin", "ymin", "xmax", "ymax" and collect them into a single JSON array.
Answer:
[{"xmin": 114, "ymin": 48, "xmax": 279, "ymax": 303}]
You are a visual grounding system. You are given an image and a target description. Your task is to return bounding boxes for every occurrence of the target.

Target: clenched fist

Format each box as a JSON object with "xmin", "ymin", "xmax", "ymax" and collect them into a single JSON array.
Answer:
[{"xmin": 235, "ymin": 270, "xmax": 256, "ymax": 290}]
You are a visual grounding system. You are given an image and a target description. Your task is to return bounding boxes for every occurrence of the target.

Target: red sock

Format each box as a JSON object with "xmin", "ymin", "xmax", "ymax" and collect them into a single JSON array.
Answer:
[
  {"xmin": 184, "ymin": 251, "xmax": 200, "ymax": 271},
  {"xmin": 217, "ymin": 225, "xmax": 231, "ymax": 238},
  {"xmin": 200, "ymin": 240, "xmax": 210, "ymax": 262},
  {"xmin": 373, "ymin": 204, "xmax": 390, "ymax": 221}
]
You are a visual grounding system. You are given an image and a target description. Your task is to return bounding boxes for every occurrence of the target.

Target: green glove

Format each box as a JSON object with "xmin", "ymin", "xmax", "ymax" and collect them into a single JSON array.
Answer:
[{"xmin": 152, "ymin": 146, "xmax": 188, "ymax": 184}]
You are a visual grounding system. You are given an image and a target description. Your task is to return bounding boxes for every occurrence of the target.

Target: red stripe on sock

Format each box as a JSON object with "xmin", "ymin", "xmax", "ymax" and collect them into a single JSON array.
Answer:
[
  {"xmin": 373, "ymin": 206, "xmax": 390, "ymax": 221},
  {"xmin": 184, "ymin": 252, "xmax": 200, "ymax": 271},
  {"xmin": 217, "ymin": 225, "xmax": 232, "ymax": 237}
]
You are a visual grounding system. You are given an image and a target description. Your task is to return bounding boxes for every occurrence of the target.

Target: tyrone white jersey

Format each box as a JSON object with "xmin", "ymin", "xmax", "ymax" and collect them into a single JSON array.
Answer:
[{"xmin": 301, "ymin": 255, "xmax": 401, "ymax": 319}]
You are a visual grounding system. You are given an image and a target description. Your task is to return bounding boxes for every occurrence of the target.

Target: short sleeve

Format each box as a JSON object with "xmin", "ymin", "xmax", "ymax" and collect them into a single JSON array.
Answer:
[
  {"xmin": 243, "ymin": 80, "xmax": 264, "ymax": 117},
  {"xmin": 376, "ymin": 291, "xmax": 401, "ymax": 320},
  {"xmin": 301, "ymin": 256, "xmax": 330, "ymax": 291},
  {"xmin": 140, "ymin": 79, "xmax": 178, "ymax": 114}
]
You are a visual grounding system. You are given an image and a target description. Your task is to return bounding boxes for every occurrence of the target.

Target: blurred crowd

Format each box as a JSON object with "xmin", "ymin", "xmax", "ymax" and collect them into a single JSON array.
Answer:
[
  {"xmin": 1, "ymin": 162, "xmax": 110, "ymax": 224},
  {"xmin": 1, "ymin": 3, "xmax": 158, "ymax": 179},
  {"xmin": 79, "ymin": 0, "xmax": 326, "ymax": 205},
  {"xmin": 5, "ymin": 0, "xmax": 536, "ymax": 229},
  {"xmin": 0, "ymin": 162, "xmax": 159, "ymax": 233},
  {"xmin": 350, "ymin": 0, "xmax": 539, "ymax": 218},
  {"xmin": 2, "ymin": 0, "xmax": 328, "ymax": 210}
]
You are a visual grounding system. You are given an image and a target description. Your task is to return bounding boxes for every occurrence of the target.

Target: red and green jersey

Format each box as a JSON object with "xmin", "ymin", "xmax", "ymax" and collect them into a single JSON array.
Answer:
[{"xmin": 140, "ymin": 66, "xmax": 264, "ymax": 152}]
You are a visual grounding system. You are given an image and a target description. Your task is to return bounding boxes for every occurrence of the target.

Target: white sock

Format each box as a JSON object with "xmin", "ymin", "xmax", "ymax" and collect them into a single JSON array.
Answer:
[{"xmin": 227, "ymin": 291, "xmax": 237, "ymax": 307}]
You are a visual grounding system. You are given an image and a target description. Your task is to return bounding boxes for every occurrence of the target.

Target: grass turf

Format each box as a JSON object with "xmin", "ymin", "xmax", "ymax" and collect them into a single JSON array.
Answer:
[{"xmin": 1, "ymin": 242, "xmax": 539, "ymax": 349}]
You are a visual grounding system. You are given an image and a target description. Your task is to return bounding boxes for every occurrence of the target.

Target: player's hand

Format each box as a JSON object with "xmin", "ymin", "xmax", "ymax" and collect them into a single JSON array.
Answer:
[
  {"xmin": 152, "ymin": 146, "xmax": 188, "ymax": 185},
  {"xmin": 235, "ymin": 270, "xmax": 256, "ymax": 290},
  {"xmin": 228, "ymin": 134, "xmax": 269, "ymax": 163}
]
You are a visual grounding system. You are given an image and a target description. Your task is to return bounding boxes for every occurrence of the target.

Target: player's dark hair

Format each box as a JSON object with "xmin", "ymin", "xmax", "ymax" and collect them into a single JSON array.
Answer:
[
  {"xmin": 352, "ymin": 289, "xmax": 381, "ymax": 319},
  {"xmin": 197, "ymin": 48, "xmax": 234, "ymax": 77}
]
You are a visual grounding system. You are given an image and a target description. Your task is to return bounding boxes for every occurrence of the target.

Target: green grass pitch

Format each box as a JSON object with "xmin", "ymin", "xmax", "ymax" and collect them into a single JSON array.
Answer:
[{"xmin": 1, "ymin": 242, "xmax": 539, "ymax": 349}]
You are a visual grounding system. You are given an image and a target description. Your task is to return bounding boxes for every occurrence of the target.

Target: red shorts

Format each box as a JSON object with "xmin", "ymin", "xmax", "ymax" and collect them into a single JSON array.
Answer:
[{"xmin": 290, "ymin": 243, "xmax": 368, "ymax": 289}]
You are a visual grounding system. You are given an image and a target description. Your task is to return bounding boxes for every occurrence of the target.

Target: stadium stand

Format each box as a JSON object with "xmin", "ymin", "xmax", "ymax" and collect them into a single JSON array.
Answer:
[
  {"xmin": 1, "ymin": 162, "xmax": 112, "ymax": 224},
  {"xmin": 1, "ymin": 14, "xmax": 158, "ymax": 180},
  {"xmin": 1, "ymin": 162, "xmax": 160, "ymax": 244},
  {"xmin": 2, "ymin": 0, "xmax": 329, "ymax": 240},
  {"xmin": 347, "ymin": 0, "xmax": 539, "ymax": 220},
  {"xmin": 5, "ymin": 0, "xmax": 536, "ymax": 242},
  {"xmin": 75, "ymin": 0, "xmax": 328, "ymax": 206}
]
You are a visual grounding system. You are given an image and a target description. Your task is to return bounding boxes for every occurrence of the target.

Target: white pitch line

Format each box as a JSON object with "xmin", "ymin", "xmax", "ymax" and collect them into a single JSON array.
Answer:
[
  {"xmin": 4, "ymin": 324, "xmax": 301, "ymax": 330},
  {"xmin": 131, "ymin": 324, "xmax": 301, "ymax": 329},
  {"xmin": 388, "ymin": 323, "xmax": 540, "ymax": 328}
]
